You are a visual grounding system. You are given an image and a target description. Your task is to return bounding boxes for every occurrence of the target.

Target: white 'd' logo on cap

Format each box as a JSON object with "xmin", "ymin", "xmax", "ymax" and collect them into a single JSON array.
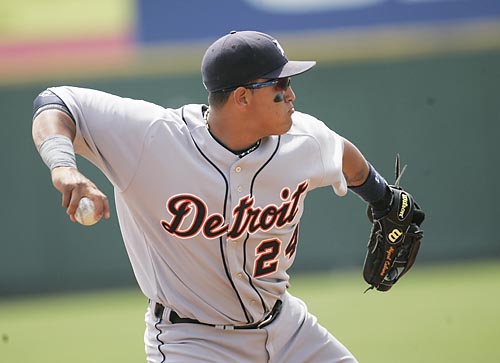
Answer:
[{"xmin": 272, "ymin": 39, "xmax": 286, "ymax": 57}]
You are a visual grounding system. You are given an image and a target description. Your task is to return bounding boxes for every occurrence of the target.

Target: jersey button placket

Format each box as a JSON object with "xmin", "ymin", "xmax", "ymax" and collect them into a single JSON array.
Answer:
[
  {"xmin": 227, "ymin": 161, "xmax": 253, "ymax": 304},
  {"xmin": 232, "ymin": 164, "xmax": 244, "ymax": 194}
]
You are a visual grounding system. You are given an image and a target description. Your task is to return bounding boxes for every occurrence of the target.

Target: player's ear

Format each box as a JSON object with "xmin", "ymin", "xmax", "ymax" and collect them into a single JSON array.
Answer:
[{"xmin": 233, "ymin": 87, "xmax": 249, "ymax": 107}]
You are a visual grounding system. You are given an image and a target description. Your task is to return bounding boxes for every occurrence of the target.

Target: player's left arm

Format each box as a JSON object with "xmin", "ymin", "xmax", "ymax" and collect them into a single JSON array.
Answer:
[
  {"xmin": 341, "ymin": 137, "xmax": 397, "ymax": 213},
  {"xmin": 341, "ymin": 137, "xmax": 425, "ymax": 291},
  {"xmin": 341, "ymin": 138, "xmax": 370, "ymax": 188}
]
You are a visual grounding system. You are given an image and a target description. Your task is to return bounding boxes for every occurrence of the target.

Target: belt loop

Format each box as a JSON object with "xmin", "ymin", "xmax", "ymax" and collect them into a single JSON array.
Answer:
[{"xmin": 153, "ymin": 302, "xmax": 165, "ymax": 320}]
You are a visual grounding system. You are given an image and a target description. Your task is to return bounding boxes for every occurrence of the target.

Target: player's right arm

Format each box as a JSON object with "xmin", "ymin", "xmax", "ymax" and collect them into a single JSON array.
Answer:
[{"xmin": 32, "ymin": 96, "xmax": 110, "ymax": 224}]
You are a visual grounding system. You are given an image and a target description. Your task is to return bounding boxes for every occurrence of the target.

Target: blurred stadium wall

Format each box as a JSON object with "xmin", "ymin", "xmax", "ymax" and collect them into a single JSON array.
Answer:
[{"xmin": 1, "ymin": 0, "xmax": 499, "ymax": 296}]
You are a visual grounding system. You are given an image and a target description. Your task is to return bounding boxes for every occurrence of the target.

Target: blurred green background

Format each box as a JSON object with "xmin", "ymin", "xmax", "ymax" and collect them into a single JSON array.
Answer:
[{"xmin": 1, "ymin": 0, "xmax": 499, "ymax": 362}]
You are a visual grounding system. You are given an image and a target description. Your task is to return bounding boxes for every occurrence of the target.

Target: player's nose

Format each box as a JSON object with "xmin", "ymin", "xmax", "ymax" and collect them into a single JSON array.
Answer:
[{"xmin": 285, "ymin": 86, "xmax": 296, "ymax": 103}]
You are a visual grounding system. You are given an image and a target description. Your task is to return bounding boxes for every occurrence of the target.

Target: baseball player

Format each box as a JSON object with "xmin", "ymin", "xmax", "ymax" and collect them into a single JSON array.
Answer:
[{"xmin": 32, "ymin": 30, "xmax": 398, "ymax": 363}]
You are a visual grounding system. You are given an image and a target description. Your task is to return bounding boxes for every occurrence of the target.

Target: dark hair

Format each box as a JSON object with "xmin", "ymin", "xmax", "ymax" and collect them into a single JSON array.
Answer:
[
  {"xmin": 208, "ymin": 87, "xmax": 257, "ymax": 109},
  {"xmin": 207, "ymin": 90, "xmax": 233, "ymax": 109}
]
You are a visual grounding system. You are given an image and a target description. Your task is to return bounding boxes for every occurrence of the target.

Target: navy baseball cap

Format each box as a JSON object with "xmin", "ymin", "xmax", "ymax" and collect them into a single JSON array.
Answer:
[{"xmin": 201, "ymin": 30, "xmax": 316, "ymax": 92}]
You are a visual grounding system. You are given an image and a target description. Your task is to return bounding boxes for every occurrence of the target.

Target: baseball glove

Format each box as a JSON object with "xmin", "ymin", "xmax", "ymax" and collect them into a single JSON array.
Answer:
[{"xmin": 363, "ymin": 156, "xmax": 425, "ymax": 292}]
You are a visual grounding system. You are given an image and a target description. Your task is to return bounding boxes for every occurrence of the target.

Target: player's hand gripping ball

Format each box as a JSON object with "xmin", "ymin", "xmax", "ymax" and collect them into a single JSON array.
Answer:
[{"xmin": 75, "ymin": 197, "xmax": 100, "ymax": 226}]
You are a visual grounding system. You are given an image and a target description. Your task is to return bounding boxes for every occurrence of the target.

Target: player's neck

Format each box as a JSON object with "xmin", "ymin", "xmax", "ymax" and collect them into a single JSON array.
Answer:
[{"xmin": 205, "ymin": 108, "xmax": 261, "ymax": 152}]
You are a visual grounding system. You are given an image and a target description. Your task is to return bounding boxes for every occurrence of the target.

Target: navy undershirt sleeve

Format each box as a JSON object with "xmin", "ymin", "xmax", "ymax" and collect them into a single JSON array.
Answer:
[
  {"xmin": 33, "ymin": 90, "xmax": 74, "ymax": 121},
  {"xmin": 349, "ymin": 163, "xmax": 392, "ymax": 213}
]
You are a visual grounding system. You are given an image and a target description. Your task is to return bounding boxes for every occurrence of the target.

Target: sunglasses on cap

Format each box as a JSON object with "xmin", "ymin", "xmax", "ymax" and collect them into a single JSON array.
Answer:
[{"xmin": 217, "ymin": 77, "xmax": 291, "ymax": 93}]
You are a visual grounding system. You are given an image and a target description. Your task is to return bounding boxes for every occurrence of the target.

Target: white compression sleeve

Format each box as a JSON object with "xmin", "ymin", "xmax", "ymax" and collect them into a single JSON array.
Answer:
[{"xmin": 38, "ymin": 135, "xmax": 77, "ymax": 170}]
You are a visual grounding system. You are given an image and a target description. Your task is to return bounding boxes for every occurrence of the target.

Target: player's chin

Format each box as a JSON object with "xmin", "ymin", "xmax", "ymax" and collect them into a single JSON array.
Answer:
[{"xmin": 276, "ymin": 120, "xmax": 293, "ymax": 135}]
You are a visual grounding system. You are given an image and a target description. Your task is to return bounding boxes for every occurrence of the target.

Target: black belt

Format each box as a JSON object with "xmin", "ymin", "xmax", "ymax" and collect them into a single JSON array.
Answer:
[{"xmin": 154, "ymin": 300, "xmax": 282, "ymax": 330}]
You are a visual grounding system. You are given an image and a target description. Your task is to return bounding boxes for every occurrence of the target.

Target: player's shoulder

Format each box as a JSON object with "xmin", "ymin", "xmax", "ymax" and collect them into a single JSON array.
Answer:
[
  {"xmin": 48, "ymin": 86, "xmax": 165, "ymax": 114},
  {"xmin": 181, "ymin": 103, "xmax": 209, "ymax": 129},
  {"xmin": 49, "ymin": 85, "xmax": 196, "ymax": 125},
  {"xmin": 289, "ymin": 110, "xmax": 332, "ymax": 135},
  {"xmin": 285, "ymin": 111, "xmax": 343, "ymax": 152}
]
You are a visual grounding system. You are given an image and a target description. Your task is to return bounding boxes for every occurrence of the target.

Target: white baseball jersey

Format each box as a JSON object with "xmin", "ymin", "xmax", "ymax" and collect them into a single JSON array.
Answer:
[{"xmin": 49, "ymin": 86, "xmax": 347, "ymax": 326}]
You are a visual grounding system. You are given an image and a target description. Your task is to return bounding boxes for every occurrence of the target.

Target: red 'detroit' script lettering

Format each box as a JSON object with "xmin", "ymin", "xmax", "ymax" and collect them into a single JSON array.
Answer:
[{"xmin": 161, "ymin": 181, "xmax": 308, "ymax": 240}]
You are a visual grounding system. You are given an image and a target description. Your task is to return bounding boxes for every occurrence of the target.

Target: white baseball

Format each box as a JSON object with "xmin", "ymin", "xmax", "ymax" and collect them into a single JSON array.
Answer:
[{"xmin": 74, "ymin": 197, "xmax": 99, "ymax": 226}]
